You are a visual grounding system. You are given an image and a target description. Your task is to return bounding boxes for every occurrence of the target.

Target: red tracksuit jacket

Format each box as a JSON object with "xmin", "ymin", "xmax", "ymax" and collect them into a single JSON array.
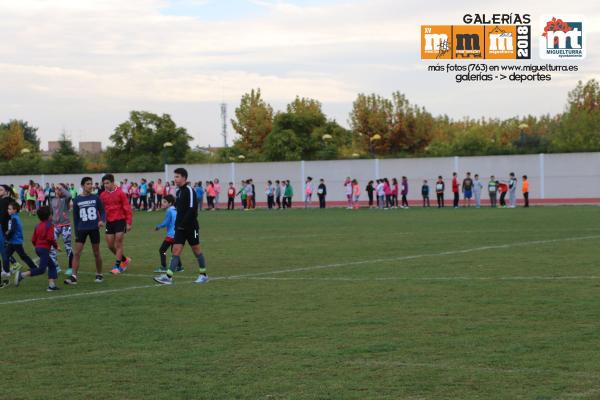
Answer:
[
  {"xmin": 32, "ymin": 221, "xmax": 57, "ymax": 249},
  {"xmin": 100, "ymin": 188, "xmax": 133, "ymax": 225}
]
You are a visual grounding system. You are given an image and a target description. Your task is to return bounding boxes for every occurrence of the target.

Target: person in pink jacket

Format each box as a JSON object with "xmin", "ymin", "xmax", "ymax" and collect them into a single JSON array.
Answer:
[
  {"xmin": 352, "ymin": 179, "xmax": 361, "ymax": 209},
  {"xmin": 391, "ymin": 178, "xmax": 399, "ymax": 209},
  {"xmin": 213, "ymin": 178, "xmax": 222, "ymax": 210},
  {"xmin": 383, "ymin": 178, "xmax": 392, "ymax": 209}
]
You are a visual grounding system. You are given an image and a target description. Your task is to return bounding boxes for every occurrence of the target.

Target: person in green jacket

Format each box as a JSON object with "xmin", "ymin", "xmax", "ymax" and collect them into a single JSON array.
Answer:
[
  {"xmin": 237, "ymin": 180, "xmax": 247, "ymax": 209},
  {"xmin": 488, "ymin": 175, "xmax": 497, "ymax": 208},
  {"xmin": 283, "ymin": 180, "xmax": 293, "ymax": 209},
  {"xmin": 69, "ymin": 183, "xmax": 78, "ymax": 205}
]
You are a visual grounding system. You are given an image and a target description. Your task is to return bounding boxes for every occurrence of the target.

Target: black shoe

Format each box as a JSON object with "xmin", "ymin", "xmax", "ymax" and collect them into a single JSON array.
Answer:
[
  {"xmin": 64, "ymin": 275, "xmax": 78, "ymax": 285},
  {"xmin": 47, "ymin": 286, "xmax": 60, "ymax": 292},
  {"xmin": 95, "ymin": 274, "xmax": 104, "ymax": 283}
]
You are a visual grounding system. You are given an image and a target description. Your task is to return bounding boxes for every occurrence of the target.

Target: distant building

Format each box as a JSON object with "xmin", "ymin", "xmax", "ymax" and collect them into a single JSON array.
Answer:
[
  {"xmin": 46, "ymin": 141, "xmax": 102, "ymax": 155},
  {"xmin": 79, "ymin": 142, "xmax": 102, "ymax": 154},
  {"xmin": 47, "ymin": 141, "xmax": 61, "ymax": 153}
]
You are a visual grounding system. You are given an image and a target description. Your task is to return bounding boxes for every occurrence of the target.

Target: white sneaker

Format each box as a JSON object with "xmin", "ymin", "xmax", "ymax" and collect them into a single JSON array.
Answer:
[
  {"xmin": 195, "ymin": 275, "xmax": 209, "ymax": 284},
  {"xmin": 153, "ymin": 274, "xmax": 172, "ymax": 285},
  {"xmin": 1, "ymin": 271, "xmax": 10, "ymax": 286}
]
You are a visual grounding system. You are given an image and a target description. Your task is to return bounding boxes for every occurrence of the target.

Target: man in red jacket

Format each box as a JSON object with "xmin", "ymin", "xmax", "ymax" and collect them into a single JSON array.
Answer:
[
  {"xmin": 452, "ymin": 172, "xmax": 460, "ymax": 208},
  {"xmin": 100, "ymin": 174, "xmax": 133, "ymax": 274}
]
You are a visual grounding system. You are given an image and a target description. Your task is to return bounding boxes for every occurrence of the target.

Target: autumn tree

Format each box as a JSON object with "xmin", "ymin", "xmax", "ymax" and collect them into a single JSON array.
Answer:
[
  {"xmin": 231, "ymin": 89, "xmax": 273, "ymax": 157},
  {"xmin": 0, "ymin": 121, "xmax": 26, "ymax": 161}
]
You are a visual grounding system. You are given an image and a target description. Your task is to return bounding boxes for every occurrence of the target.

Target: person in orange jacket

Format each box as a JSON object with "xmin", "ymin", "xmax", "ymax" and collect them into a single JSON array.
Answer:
[{"xmin": 522, "ymin": 175, "xmax": 529, "ymax": 208}]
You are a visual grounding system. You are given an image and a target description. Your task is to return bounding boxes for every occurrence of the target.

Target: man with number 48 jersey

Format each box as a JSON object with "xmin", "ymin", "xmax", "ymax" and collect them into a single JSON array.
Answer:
[{"xmin": 65, "ymin": 177, "xmax": 106, "ymax": 285}]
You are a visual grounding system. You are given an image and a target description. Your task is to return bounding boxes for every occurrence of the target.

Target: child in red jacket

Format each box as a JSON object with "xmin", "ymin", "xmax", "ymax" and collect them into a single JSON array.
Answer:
[{"xmin": 15, "ymin": 206, "xmax": 61, "ymax": 291}]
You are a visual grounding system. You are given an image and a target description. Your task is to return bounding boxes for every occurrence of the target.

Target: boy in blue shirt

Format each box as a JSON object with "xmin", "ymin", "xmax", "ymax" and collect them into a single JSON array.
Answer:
[
  {"xmin": 154, "ymin": 195, "xmax": 183, "ymax": 273},
  {"xmin": 64, "ymin": 177, "xmax": 105, "ymax": 285},
  {"xmin": 3, "ymin": 202, "xmax": 37, "ymax": 280},
  {"xmin": 195, "ymin": 181, "xmax": 204, "ymax": 212}
]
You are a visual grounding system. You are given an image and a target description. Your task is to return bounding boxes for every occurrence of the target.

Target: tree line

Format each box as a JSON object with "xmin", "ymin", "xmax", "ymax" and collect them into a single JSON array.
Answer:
[{"xmin": 0, "ymin": 79, "xmax": 598, "ymax": 174}]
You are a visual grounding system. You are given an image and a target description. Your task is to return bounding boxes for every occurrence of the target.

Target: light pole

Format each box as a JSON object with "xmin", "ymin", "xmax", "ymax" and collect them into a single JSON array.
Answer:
[
  {"xmin": 163, "ymin": 141, "xmax": 173, "ymax": 164},
  {"xmin": 518, "ymin": 123, "xmax": 528, "ymax": 149},
  {"xmin": 369, "ymin": 134, "xmax": 381, "ymax": 157},
  {"xmin": 321, "ymin": 134, "xmax": 332, "ymax": 159}
]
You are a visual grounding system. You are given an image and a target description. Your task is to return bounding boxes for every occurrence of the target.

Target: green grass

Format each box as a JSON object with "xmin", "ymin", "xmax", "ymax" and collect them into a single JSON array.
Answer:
[{"xmin": 2, "ymin": 206, "xmax": 600, "ymax": 399}]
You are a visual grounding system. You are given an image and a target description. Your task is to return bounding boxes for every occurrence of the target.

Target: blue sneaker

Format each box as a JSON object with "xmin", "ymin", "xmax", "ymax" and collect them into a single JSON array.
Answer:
[
  {"xmin": 47, "ymin": 285, "xmax": 60, "ymax": 292},
  {"xmin": 153, "ymin": 274, "xmax": 172, "ymax": 285},
  {"xmin": 175, "ymin": 265, "xmax": 185, "ymax": 273},
  {"xmin": 110, "ymin": 265, "xmax": 122, "ymax": 275},
  {"xmin": 154, "ymin": 266, "xmax": 168, "ymax": 273},
  {"xmin": 194, "ymin": 274, "xmax": 209, "ymax": 284}
]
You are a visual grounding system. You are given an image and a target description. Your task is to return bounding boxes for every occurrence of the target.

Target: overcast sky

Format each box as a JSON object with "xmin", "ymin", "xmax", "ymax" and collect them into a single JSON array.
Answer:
[{"xmin": 1, "ymin": 0, "xmax": 597, "ymax": 150}]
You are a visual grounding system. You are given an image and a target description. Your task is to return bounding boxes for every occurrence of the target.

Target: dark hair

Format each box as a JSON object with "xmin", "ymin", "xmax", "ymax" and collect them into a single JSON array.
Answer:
[
  {"xmin": 174, "ymin": 168, "xmax": 188, "ymax": 179},
  {"xmin": 102, "ymin": 174, "xmax": 115, "ymax": 183},
  {"xmin": 37, "ymin": 206, "xmax": 51, "ymax": 221},
  {"xmin": 523, "ymin": 175, "xmax": 528, "ymax": 179},
  {"xmin": 81, "ymin": 176, "xmax": 93, "ymax": 186},
  {"xmin": 163, "ymin": 194, "xmax": 175, "ymax": 204},
  {"xmin": 8, "ymin": 200, "xmax": 20, "ymax": 212}
]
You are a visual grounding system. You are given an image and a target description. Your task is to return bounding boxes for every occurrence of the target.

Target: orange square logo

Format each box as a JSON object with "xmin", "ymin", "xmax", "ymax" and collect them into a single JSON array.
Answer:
[
  {"xmin": 421, "ymin": 25, "xmax": 452, "ymax": 59},
  {"xmin": 486, "ymin": 25, "xmax": 517, "ymax": 59},
  {"xmin": 453, "ymin": 25, "xmax": 484, "ymax": 59}
]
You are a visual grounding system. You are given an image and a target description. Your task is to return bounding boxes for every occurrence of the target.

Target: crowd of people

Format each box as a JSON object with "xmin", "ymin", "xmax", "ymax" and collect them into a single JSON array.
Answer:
[
  {"xmin": 3, "ymin": 170, "xmax": 530, "ymax": 217},
  {"xmin": 0, "ymin": 169, "xmax": 208, "ymax": 292},
  {"xmin": 0, "ymin": 169, "xmax": 529, "ymax": 292}
]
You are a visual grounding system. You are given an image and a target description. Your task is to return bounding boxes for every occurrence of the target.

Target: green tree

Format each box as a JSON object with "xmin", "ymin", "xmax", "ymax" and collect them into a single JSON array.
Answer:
[
  {"xmin": 47, "ymin": 132, "xmax": 85, "ymax": 173},
  {"xmin": 106, "ymin": 111, "xmax": 192, "ymax": 172},
  {"xmin": 231, "ymin": 89, "xmax": 273, "ymax": 157},
  {"xmin": 551, "ymin": 79, "xmax": 600, "ymax": 152},
  {"xmin": 4, "ymin": 153, "xmax": 46, "ymax": 174},
  {"xmin": 312, "ymin": 120, "xmax": 352, "ymax": 160},
  {"xmin": 264, "ymin": 97, "xmax": 329, "ymax": 161},
  {"xmin": 263, "ymin": 128, "xmax": 302, "ymax": 161}
]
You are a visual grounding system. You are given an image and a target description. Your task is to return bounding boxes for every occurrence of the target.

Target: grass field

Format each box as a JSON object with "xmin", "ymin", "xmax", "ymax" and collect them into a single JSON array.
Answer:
[{"xmin": 2, "ymin": 205, "xmax": 600, "ymax": 400}]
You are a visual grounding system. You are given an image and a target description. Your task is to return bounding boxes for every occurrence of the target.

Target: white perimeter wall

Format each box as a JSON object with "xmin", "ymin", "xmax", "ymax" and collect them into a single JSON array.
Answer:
[{"xmin": 1, "ymin": 153, "xmax": 599, "ymax": 201}]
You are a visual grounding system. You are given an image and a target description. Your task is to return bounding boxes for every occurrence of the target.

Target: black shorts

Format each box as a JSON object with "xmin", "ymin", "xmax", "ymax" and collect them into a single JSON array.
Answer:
[
  {"xmin": 76, "ymin": 229, "xmax": 101, "ymax": 244},
  {"xmin": 105, "ymin": 220, "xmax": 127, "ymax": 235},
  {"xmin": 174, "ymin": 226, "xmax": 200, "ymax": 246}
]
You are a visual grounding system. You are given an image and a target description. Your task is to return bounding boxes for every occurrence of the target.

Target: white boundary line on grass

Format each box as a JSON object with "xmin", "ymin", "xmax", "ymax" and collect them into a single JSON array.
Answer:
[
  {"xmin": 228, "ymin": 275, "xmax": 600, "ymax": 282},
  {"xmin": 215, "ymin": 234, "xmax": 600, "ymax": 280},
  {"xmin": 1, "ymin": 234, "xmax": 599, "ymax": 306}
]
